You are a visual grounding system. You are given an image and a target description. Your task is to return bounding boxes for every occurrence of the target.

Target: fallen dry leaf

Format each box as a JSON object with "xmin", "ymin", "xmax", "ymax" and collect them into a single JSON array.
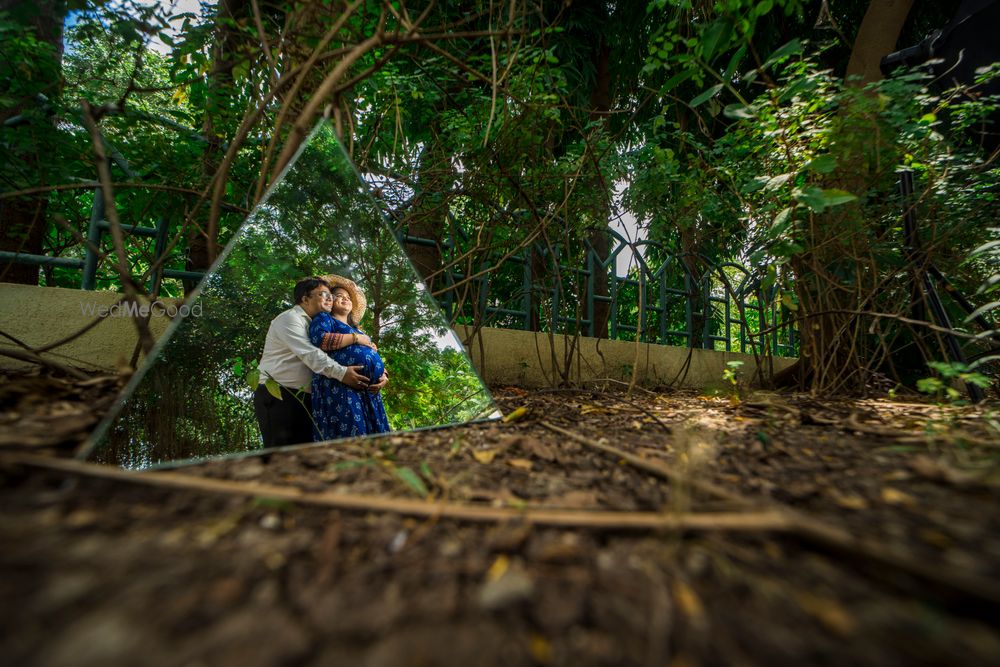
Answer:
[
  {"xmin": 546, "ymin": 490, "xmax": 601, "ymax": 509},
  {"xmin": 881, "ymin": 487, "xmax": 917, "ymax": 506},
  {"xmin": 508, "ymin": 458, "xmax": 534, "ymax": 471},
  {"xmin": 472, "ymin": 449, "xmax": 499, "ymax": 464},
  {"xmin": 64, "ymin": 509, "xmax": 100, "ymax": 528},
  {"xmin": 502, "ymin": 406, "xmax": 529, "ymax": 423},
  {"xmin": 919, "ymin": 528, "xmax": 953, "ymax": 549},
  {"xmin": 485, "ymin": 554, "xmax": 510, "ymax": 582},
  {"xmin": 529, "ymin": 634, "xmax": 553, "ymax": 665},
  {"xmin": 797, "ymin": 592, "xmax": 856, "ymax": 637},
  {"xmin": 478, "ymin": 568, "xmax": 534, "ymax": 610},
  {"xmin": 673, "ymin": 580, "xmax": 706, "ymax": 625},
  {"xmin": 535, "ymin": 533, "xmax": 586, "ymax": 562},
  {"xmin": 479, "ymin": 556, "xmax": 534, "ymax": 610},
  {"xmin": 517, "ymin": 437, "xmax": 556, "ymax": 461},
  {"xmin": 828, "ymin": 490, "xmax": 869, "ymax": 511},
  {"xmin": 910, "ymin": 455, "xmax": 981, "ymax": 487}
]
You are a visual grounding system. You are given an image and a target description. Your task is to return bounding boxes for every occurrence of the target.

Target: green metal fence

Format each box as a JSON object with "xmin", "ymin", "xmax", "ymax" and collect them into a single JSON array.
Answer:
[{"xmin": 402, "ymin": 224, "xmax": 798, "ymax": 357}]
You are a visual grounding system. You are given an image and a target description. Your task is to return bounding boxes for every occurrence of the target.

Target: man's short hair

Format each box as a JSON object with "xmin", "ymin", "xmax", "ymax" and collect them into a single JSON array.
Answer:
[{"xmin": 293, "ymin": 277, "xmax": 329, "ymax": 305}]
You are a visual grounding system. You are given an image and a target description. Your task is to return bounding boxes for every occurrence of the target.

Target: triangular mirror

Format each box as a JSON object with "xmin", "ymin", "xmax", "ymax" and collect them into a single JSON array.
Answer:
[{"xmin": 81, "ymin": 122, "xmax": 500, "ymax": 468}]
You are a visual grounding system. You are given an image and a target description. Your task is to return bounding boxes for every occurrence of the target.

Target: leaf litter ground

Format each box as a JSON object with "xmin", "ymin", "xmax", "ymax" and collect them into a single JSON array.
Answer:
[{"xmin": 1, "ymin": 370, "xmax": 1000, "ymax": 666}]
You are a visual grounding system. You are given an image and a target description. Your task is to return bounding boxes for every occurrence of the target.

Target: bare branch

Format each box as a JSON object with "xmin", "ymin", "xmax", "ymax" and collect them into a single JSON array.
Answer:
[{"xmin": 80, "ymin": 100, "xmax": 155, "ymax": 356}]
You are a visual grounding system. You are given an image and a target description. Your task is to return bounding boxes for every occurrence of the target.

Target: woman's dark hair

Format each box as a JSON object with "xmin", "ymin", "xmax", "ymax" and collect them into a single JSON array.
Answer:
[
  {"xmin": 293, "ymin": 277, "xmax": 329, "ymax": 305},
  {"xmin": 329, "ymin": 285, "xmax": 359, "ymax": 328}
]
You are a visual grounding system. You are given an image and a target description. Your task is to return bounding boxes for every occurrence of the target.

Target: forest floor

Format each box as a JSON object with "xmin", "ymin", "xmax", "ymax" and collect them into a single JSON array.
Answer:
[{"xmin": 1, "ymin": 369, "xmax": 1000, "ymax": 666}]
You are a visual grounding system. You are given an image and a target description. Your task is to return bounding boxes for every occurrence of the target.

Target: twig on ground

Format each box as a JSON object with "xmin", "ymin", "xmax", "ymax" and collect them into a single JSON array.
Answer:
[
  {"xmin": 589, "ymin": 388, "xmax": 675, "ymax": 433},
  {"xmin": 544, "ymin": 421, "xmax": 1000, "ymax": 611},
  {"xmin": 845, "ymin": 412, "xmax": 1000, "ymax": 449},
  {"xmin": 741, "ymin": 400, "xmax": 802, "ymax": 419},
  {"xmin": 3, "ymin": 454, "xmax": 793, "ymax": 532},
  {"xmin": 581, "ymin": 378, "xmax": 658, "ymax": 395},
  {"xmin": 0, "ymin": 348, "xmax": 90, "ymax": 380},
  {"xmin": 541, "ymin": 421, "xmax": 749, "ymax": 506},
  {"xmin": 7, "ymin": 443, "xmax": 1000, "ymax": 610}
]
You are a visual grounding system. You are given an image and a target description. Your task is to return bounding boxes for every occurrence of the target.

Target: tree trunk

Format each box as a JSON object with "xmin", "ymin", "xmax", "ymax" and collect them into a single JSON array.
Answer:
[
  {"xmin": 679, "ymin": 230, "xmax": 707, "ymax": 349},
  {"xmin": 775, "ymin": 0, "xmax": 916, "ymax": 392},
  {"xmin": 529, "ymin": 243, "xmax": 547, "ymax": 332},
  {"xmin": 0, "ymin": 0, "xmax": 64, "ymax": 285},
  {"xmin": 185, "ymin": 0, "xmax": 248, "ymax": 293},
  {"xmin": 404, "ymin": 132, "xmax": 451, "ymax": 293},
  {"xmin": 845, "ymin": 0, "xmax": 915, "ymax": 86},
  {"xmin": 585, "ymin": 37, "xmax": 612, "ymax": 339}
]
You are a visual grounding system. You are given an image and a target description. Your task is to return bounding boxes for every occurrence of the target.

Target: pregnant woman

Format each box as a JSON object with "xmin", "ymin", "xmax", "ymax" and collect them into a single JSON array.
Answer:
[{"xmin": 308, "ymin": 274, "xmax": 391, "ymax": 440}]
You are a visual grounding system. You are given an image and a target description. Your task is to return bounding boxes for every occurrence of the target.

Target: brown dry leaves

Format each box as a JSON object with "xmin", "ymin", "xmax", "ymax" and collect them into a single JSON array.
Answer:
[{"xmin": 0, "ymin": 369, "xmax": 125, "ymax": 452}]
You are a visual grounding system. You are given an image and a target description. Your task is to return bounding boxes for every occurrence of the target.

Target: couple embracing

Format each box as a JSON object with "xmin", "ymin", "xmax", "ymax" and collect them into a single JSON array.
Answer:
[{"xmin": 253, "ymin": 275, "xmax": 391, "ymax": 447}]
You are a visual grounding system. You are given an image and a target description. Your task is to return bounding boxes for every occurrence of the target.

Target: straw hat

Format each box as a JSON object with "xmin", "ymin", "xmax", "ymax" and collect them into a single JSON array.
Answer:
[{"xmin": 320, "ymin": 274, "xmax": 367, "ymax": 323}]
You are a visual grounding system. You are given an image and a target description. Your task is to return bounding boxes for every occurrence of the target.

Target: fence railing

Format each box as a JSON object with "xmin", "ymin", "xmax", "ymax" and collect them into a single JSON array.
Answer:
[
  {"xmin": 4, "ymin": 142, "xmax": 795, "ymax": 356},
  {"xmin": 401, "ymin": 223, "xmax": 798, "ymax": 357},
  {"xmin": 2, "ymin": 109, "xmax": 218, "ymax": 292},
  {"xmin": 1, "ymin": 177, "xmax": 206, "ymax": 291}
]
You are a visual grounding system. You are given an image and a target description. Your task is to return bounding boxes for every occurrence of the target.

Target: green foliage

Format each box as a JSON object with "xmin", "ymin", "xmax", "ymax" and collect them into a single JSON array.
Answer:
[
  {"xmin": 917, "ymin": 362, "xmax": 992, "ymax": 402},
  {"xmin": 1, "ymin": 3, "xmax": 248, "ymax": 293},
  {"xmin": 0, "ymin": 11, "xmax": 62, "ymax": 110},
  {"xmin": 619, "ymin": 0, "xmax": 999, "ymax": 392},
  {"xmin": 4, "ymin": 0, "xmax": 999, "ymax": 399},
  {"xmin": 645, "ymin": 46, "xmax": 996, "ymax": 388},
  {"xmin": 722, "ymin": 360, "xmax": 744, "ymax": 386},
  {"xmin": 393, "ymin": 466, "xmax": 429, "ymax": 498}
]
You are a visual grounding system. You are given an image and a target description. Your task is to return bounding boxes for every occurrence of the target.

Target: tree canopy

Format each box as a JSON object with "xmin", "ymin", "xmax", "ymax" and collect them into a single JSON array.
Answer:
[{"xmin": 2, "ymin": 0, "xmax": 998, "ymax": 397}]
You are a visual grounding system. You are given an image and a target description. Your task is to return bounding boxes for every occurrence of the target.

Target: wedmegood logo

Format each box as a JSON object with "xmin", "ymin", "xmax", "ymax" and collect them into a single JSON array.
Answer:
[{"xmin": 79, "ymin": 300, "xmax": 202, "ymax": 318}]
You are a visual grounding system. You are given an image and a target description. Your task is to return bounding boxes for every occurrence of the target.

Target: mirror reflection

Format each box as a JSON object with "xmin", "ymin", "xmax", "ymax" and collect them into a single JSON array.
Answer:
[{"xmin": 85, "ymin": 123, "xmax": 499, "ymax": 468}]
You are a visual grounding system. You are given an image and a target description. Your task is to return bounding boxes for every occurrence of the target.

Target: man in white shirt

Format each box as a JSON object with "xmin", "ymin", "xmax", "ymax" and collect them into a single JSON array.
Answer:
[{"xmin": 254, "ymin": 277, "xmax": 387, "ymax": 446}]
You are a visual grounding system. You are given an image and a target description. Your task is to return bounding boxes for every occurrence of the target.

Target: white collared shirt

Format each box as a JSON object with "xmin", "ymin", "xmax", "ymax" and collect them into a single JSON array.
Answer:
[{"xmin": 257, "ymin": 304, "xmax": 346, "ymax": 392}]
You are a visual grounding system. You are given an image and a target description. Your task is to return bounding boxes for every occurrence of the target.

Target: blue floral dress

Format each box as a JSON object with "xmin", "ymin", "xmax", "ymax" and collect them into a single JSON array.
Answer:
[{"xmin": 308, "ymin": 312, "xmax": 391, "ymax": 440}]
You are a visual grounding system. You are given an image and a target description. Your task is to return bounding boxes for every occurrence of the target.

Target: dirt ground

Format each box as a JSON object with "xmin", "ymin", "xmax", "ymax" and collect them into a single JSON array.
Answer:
[{"xmin": 1, "ymin": 369, "xmax": 1000, "ymax": 666}]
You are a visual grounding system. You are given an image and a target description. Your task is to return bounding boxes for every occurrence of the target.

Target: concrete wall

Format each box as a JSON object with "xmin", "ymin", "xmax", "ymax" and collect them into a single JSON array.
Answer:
[
  {"xmin": 455, "ymin": 326, "xmax": 796, "ymax": 389},
  {"xmin": 0, "ymin": 283, "xmax": 175, "ymax": 372},
  {"xmin": 1, "ymin": 283, "xmax": 796, "ymax": 387}
]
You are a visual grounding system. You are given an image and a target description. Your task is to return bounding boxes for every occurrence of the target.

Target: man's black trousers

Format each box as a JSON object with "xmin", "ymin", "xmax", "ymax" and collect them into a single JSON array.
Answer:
[{"xmin": 253, "ymin": 384, "xmax": 313, "ymax": 447}]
